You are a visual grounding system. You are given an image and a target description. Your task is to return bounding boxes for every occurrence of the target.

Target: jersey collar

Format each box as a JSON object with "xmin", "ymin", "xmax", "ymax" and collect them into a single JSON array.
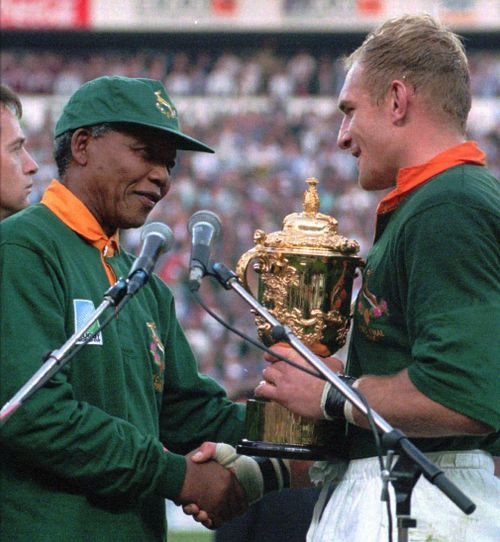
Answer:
[
  {"xmin": 41, "ymin": 180, "xmax": 120, "ymax": 284},
  {"xmin": 377, "ymin": 141, "xmax": 486, "ymax": 215}
]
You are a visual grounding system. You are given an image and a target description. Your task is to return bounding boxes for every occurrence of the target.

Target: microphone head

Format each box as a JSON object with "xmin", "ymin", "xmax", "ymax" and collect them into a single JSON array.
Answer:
[
  {"xmin": 141, "ymin": 221, "xmax": 175, "ymax": 253},
  {"xmin": 187, "ymin": 210, "xmax": 222, "ymax": 240}
]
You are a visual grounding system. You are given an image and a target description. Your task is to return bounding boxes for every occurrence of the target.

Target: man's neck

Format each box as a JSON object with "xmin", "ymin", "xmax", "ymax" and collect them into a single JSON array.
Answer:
[{"xmin": 398, "ymin": 125, "xmax": 466, "ymax": 171}]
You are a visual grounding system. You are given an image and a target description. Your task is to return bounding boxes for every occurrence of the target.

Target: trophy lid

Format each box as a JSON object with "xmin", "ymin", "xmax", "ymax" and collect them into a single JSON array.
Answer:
[{"xmin": 254, "ymin": 178, "xmax": 360, "ymax": 256}]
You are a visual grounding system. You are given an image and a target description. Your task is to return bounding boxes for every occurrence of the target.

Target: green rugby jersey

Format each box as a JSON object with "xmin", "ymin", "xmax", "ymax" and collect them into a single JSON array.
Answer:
[
  {"xmin": 0, "ymin": 194, "xmax": 245, "ymax": 541},
  {"xmin": 345, "ymin": 163, "xmax": 500, "ymax": 459}
]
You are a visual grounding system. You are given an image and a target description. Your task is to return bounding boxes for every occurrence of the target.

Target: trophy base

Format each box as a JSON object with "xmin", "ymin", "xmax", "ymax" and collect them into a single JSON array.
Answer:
[
  {"xmin": 236, "ymin": 439, "xmax": 337, "ymax": 460},
  {"xmin": 240, "ymin": 398, "xmax": 346, "ymax": 461}
]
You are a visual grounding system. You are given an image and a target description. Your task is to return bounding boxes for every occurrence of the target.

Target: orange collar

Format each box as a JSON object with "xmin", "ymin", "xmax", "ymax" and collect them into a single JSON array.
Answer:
[
  {"xmin": 377, "ymin": 141, "xmax": 486, "ymax": 215},
  {"xmin": 41, "ymin": 180, "xmax": 120, "ymax": 285}
]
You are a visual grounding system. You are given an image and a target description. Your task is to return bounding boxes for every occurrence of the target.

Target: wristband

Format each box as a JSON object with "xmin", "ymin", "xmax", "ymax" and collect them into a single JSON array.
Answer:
[
  {"xmin": 343, "ymin": 378, "xmax": 361, "ymax": 424},
  {"xmin": 323, "ymin": 375, "xmax": 357, "ymax": 420},
  {"xmin": 320, "ymin": 382, "xmax": 335, "ymax": 421},
  {"xmin": 214, "ymin": 443, "xmax": 290, "ymax": 504}
]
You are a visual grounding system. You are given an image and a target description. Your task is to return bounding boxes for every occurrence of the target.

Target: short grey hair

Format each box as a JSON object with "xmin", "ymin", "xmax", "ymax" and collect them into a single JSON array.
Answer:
[{"xmin": 53, "ymin": 123, "xmax": 115, "ymax": 178}]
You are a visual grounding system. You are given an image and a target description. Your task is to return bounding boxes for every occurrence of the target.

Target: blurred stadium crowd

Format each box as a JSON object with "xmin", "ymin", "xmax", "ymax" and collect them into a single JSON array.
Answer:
[
  {"xmin": 2, "ymin": 46, "xmax": 499, "ymax": 396},
  {"xmin": 2, "ymin": 48, "xmax": 500, "ymax": 98}
]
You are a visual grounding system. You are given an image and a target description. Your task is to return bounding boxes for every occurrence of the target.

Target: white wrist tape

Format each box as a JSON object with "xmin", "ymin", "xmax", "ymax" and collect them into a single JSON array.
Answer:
[
  {"xmin": 320, "ymin": 382, "xmax": 334, "ymax": 420},
  {"xmin": 343, "ymin": 394, "xmax": 355, "ymax": 424},
  {"xmin": 321, "ymin": 378, "xmax": 361, "ymax": 423},
  {"xmin": 214, "ymin": 443, "xmax": 290, "ymax": 504},
  {"xmin": 343, "ymin": 378, "xmax": 361, "ymax": 424}
]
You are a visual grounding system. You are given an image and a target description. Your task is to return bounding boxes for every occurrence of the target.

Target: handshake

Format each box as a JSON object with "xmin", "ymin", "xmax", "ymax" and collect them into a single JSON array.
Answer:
[
  {"xmin": 175, "ymin": 345, "xmax": 343, "ymax": 528},
  {"xmin": 177, "ymin": 442, "xmax": 291, "ymax": 529}
]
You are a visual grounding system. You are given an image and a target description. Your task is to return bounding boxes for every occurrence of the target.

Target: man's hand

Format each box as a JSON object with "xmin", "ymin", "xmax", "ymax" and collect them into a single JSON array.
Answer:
[
  {"xmin": 176, "ymin": 446, "xmax": 248, "ymax": 529},
  {"xmin": 254, "ymin": 344, "xmax": 344, "ymax": 419},
  {"xmin": 181, "ymin": 443, "xmax": 219, "ymax": 528},
  {"xmin": 182, "ymin": 441, "xmax": 294, "ymax": 527}
]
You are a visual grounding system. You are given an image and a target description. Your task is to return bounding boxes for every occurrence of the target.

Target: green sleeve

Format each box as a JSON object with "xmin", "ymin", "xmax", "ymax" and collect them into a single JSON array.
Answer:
[
  {"xmin": 402, "ymin": 202, "xmax": 500, "ymax": 429},
  {"xmin": 156, "ymin": 290, "xmax": 246, "ymax": 454},
  {"xmin": 0, "ymin": 242, "xmax": 187, "ymax": 502}
]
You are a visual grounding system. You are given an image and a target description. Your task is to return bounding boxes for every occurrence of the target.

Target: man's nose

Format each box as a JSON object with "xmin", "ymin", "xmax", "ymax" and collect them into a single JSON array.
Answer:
[
  {"xmin": 148, "ymin": 164, "xmax": 171, "ymax": 196},
  {"xmin": 23, "ymin": 149, "xmax": 38, "ymax": 176},
  {"xmin": 337, "ymin": 120, "xmax": 352, "ymax": 150}
]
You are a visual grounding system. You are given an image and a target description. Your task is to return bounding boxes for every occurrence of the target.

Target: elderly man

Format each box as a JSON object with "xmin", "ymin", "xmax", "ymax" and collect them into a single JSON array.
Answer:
[
  {"xmin": 0, "ymin": 84, "xmax": 38, "ymax": 219},
  {"xmin": 0, "ymin": 76, "xmax": 248, "ymax": 542}
]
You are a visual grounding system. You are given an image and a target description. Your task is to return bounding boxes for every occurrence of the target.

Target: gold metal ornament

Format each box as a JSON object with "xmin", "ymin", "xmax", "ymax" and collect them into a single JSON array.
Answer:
[{"xmin": 236, "ymin": 177, "xmax": 364, "ymax": 459}]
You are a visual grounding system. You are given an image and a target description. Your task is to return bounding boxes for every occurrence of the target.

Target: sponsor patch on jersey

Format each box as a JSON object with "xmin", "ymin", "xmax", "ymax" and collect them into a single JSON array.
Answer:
[{"xmin": 73, "ymin": 299, "xmax": 103, "ymax": 345}]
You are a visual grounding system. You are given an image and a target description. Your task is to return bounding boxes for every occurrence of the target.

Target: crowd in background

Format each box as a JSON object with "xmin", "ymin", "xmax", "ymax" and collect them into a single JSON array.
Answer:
[
  {"xmin": 2, "ymin": 45, "xmax": 499, "ymax": 397},
  {"xmin": 2, "ymin": 47, "xmax": 499, "ymax": 99}
]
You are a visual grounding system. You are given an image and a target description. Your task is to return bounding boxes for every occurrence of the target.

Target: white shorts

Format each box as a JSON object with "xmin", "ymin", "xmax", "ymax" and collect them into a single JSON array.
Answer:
[{"xmin": 307, "ymin": 450, "xmax": 500, "ymax": 542}]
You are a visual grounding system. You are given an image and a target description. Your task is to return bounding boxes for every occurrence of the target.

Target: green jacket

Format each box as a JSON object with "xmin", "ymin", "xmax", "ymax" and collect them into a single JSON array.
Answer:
[
  {"xmin": 346, "ymin": 163, "xmax": 500, "ymax": 459},
  {"xmin": 0, "ymin": 204, "xmax": 245, "ymax": 541}
]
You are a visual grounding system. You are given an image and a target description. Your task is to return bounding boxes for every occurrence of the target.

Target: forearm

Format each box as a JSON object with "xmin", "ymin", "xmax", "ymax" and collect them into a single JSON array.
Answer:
[
  {"xmin": 0, "ymin": 372, "xmax": 187, "ymax": 501},
  {"xmin": 212, "ymin": 443, "xmax": 291, "ymax": 503},
  {"xmin": 255, "ymin": 347, "xmax": 494, "ymax": 438},
  {"xmin": 348, "ymin": 369, "xmax": 493, "ymax": 437}
]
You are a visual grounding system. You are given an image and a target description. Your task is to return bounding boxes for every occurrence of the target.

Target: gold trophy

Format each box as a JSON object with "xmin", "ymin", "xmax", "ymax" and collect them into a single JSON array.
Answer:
[{"xmin": 236, "ymin": 178, "xmax": 364, "ymax": 459}]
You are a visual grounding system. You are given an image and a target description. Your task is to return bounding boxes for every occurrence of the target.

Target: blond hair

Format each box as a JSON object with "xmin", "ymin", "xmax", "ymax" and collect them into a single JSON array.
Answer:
[{"xmin": 346, "ymin": 14, "xmax": 471, "ymax": 132}]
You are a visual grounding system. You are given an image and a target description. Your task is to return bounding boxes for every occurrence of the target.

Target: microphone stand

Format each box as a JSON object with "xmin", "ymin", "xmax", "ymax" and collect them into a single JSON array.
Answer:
[
  {"xmin": 0, "ymin": 278, "xmax": 129, "ymax": 426},
  {"xmin": 208, "ymin": 262, "xmax": 476, "ymax": 542}
]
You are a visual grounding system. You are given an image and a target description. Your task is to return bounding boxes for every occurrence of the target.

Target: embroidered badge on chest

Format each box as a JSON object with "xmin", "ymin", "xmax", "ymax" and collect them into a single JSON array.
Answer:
[
  {"xmin": 73, "ymin": 299, "xmax": 103, "ymax": 345},
  {"xmin": 355, "ymin": 269, "xmax": 389, "ymax": 341},
  {"xmin": 147, "ymin": 322, "xmax": 165, "ymax": 392}
]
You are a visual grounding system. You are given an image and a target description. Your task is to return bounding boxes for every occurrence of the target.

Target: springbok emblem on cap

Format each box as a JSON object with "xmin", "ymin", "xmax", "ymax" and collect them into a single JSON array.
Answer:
[{"xmin": 155, "ymin": 90, "xmax": 177, "ymax": 119}]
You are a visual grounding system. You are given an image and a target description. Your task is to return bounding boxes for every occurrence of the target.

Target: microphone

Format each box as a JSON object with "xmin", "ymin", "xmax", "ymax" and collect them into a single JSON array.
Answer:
[
  {"xmin": 187, "ymin": 210, "xmax": 222, "ymax": 291},
  {"xmin": 127, "ymin": 222, "xmax": 175, "ymax": 295}
]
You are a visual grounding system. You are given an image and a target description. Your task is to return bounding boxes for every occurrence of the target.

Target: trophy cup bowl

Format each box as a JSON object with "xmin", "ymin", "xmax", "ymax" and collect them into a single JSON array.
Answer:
[{"xmin": 236, "ymin": 178, "xmax": 364, "ymax": 460}]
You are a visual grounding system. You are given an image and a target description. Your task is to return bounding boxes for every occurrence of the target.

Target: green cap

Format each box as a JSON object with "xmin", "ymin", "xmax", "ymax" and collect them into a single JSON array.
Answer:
[{"xmin": 54, "ymin": 76, "xmax": 214, "ymax": 153}]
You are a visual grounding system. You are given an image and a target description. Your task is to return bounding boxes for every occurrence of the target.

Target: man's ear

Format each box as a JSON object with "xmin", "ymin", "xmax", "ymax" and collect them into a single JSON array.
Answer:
[
  {"xmin": 71, "ymin": 128, "xmax": 91, "ymax": 166},
  {"xmin": 389, "ymin": 80, "xmax": 412, "ymax": 126}
]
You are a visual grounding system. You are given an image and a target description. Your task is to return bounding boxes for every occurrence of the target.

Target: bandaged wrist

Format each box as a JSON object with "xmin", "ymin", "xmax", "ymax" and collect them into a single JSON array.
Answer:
[
  {"xmin": 214, "ymin": 443, "xmax": 290, "ymax": 504},
  {"xmin": 343, "ymin": 377, "xmax": 361, "ymax": 424},
  {"xmin": 322, "ymin": 375, "xmax": 357, "ymax": 421},
  {"xmin": 320, "ymin": 381, "xmax": 335, "ymax": 420}
]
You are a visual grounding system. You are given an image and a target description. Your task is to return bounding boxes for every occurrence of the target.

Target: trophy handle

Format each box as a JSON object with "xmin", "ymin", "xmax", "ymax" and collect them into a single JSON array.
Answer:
[{"xmin": 235, "ymin": 247, "xmax": 259, "ymax": 296}]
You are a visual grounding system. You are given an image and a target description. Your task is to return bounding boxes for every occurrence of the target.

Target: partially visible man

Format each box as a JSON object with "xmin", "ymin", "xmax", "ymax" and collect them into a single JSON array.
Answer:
[
  {"xmin": 0, "ymin": 76, "xmax": 248, "ymax": 542},
  {"xmin": 0, "ymin": 84, "xmax": 39, "ymax": 219},
  {"xmin": 188, "ymin": 13, "xmax": 500, "ymax": 542}
]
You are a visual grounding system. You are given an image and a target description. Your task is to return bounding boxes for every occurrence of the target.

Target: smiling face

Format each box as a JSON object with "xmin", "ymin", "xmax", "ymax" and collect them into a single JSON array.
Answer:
[
  {"xmin": 71, "ymin": 126, "xmax": 176, "ymax": 235},
  {"xmin": 0, "ymin": 106, "xmax": 39, "ymax": 220},
  {"xmin": 337, "ymin": 61, "xmax": 400, "ymax": 191}
]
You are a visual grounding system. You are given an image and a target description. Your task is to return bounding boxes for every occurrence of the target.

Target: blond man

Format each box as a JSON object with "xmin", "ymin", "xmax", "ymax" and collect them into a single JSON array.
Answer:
[{"xmin": 189, "ymin": 14, "xmax": 500, "ymax": 542}]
